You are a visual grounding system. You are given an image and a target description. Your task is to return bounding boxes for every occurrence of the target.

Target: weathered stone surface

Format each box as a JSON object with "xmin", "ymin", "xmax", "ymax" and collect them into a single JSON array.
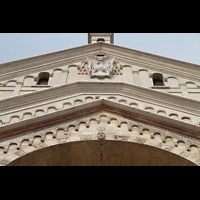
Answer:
[{"xmin": 0, "ymin": 33, "xmax": 200, "ymax": 166}]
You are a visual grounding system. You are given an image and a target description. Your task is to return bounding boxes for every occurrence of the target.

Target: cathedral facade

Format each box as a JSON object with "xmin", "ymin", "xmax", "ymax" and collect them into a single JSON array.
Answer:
[{"xmin": 0, "ymin": 33, "xmax": 199, "ymax": 166}]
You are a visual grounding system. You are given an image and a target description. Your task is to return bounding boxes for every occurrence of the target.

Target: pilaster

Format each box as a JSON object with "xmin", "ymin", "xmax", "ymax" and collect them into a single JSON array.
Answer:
[
  {"xmin": 13, "ymin": 82, "xmax": 23, "ymax": 96},
  {"xmin": 60, "ymin": 65, "xmax": 69, "ymax": 84},
  {"xmin": 179, "ymin": 79, "xmax": 188, "ymax": 96},
  {"xmin": 13, "ymin": 77, "xmax": 24, "ymax": 96},
  {"xmin": 132, "ymin": 65, "xmax": 140, "ymax": 85}
]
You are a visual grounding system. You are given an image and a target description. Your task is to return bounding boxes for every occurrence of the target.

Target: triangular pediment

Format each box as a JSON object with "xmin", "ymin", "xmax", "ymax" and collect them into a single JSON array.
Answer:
[
  {"xmin": 0, "ymin": 42, "xmax": 199, "ymax": 83},
  {"xmin": 1, "ymin": 98, "xmax": 199, "ymax": 140},
  {"xmin": 0, "ymin": 37, "xmax": 200, "ymax": 166},
  {"xmin": 0, "ymin": 99, "xmax": 199, "ymax": 166},
  {"xmin": 0, "ymin": 42, "xmax": 199, "ymax": 101},
  {"xmin": 0, "ymin": 81, "xmax": 199, "ymax": 136}
]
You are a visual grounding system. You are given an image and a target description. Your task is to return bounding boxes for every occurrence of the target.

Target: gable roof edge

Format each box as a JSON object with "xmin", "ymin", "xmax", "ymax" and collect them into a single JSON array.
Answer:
[
  {"xmin": 0, "ymin": 81, "xmax": 199, "ymax": 117},
  {"xmin": 0, "ymin": 42, "xmax": 200, "ymax": 81},
  {"xmin": 0, "ymin": 98, "xmax": 199, "ymax": 142}
]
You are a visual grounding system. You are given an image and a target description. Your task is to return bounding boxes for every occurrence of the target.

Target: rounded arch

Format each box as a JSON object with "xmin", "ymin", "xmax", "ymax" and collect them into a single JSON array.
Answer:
[
  {"xmin": 120, "ymin": 65, "xmax": 133, "ymax": 83},
  {"xmin": 74, "ymin": 99, "xmax": 83, "ymax": 106},
  {"xmin": 157, "ymin": 110, "xmax": 167, "ymax": 116},
  {"xmin": 145, "ymin": 107, "xmax": 154, "ymax": 112},
  {"xmin": 119, "ymin": 99, "xmax": 127, "ymax": 104},
  {"xmin": 85, "ymin": 96, "xmax": 94, "ymax": 103},
  {"xmin": 166, "ymin": 76, "xmax": 179, "ymax": 87},
  {"xmin": 139, "ymin": 69, "xmax": 152, "ymax": 87},
  {"xmin": 23, "ymin": 76, "xmax": 35, "ymax": 86},
  {"xmin": 10, "ymin": 115, "xmax": 20, "ymax": 123},
  {"xmin": 63, "ymin": 102, "xmax": 72, "ymax": 109},
  {"xmin": 7, "ymin": 142, "xmax": 18, "ymax": 152},
  {"xmin": 68, "ymin": 65, "xmax": 79, "ymax": 83},
  {"xmin": 68, "ymin": 64, "xmax": 79, "ymax": 69},
  {"xmin": 129, "ymin": 102, "xmax": 138, "ymax": 108},
  {"xmin": 186, "ymin": 82, "xmax": 197, "ymax": 88},
  {"xmin": 22, "ymin": 112, "xmax": 33, "ymax": 120},
  {"xmin": 108, "ymin": 97, "xmax": 117, "ymax": 101},
  {"xmin": 177, "ymin": 140, "xmax": 187, "ymax": 150},
  {"xmin": 53, "ymin": 68, "xmax": 62, "ymax": 72},
  {"xmin": 152, "ymin": 73, "xmax": 164, "ymax": 86},
  {"xmin": 169, "ymin": 113, "xmax": 179, "ymax": 119},
  {"xmin": 5, "ymin": 80, "xmax": 17, "ymax": 86},
  {"xmin": 44, "ymin": 132, "xmax": 54, "ymax": 141},
  {"xmin": 7, "ymin": 140, "xmax": 196, "ymax": 166},
  {"xmin": 51, "ymin": 69, "xmax": 62, "ymax": 84},
  {"xmin": 47, "ymin": 106, "xmax": 57, "ymax": 113},
  {"xmin": 35, "ymin": 109, "xmax": 45, "ymax": 117},
  {"xmin": 89, "ymin": 118, "xmax": 99, "ymax": 126},
  {"xmin": 181, "ymin": 117, "xmax": 192, "ymax": 123},
  {"xmin": 139, "ymin": 69, "xmax": 149, "ymax": 72},
  {"xmin": 1, "ymin": 114, "xmax": 199, "ymax": 166},
  {"xmin": 24, "ymin": 75, "xmax": 35, "ymax": 79},
  {"xmin": 37, "ymin": 72, "xmax": 50, "ymax": 85},
  {"xmin": 122, "ymin": 65, "xmax": 132, "ymax": 69}
]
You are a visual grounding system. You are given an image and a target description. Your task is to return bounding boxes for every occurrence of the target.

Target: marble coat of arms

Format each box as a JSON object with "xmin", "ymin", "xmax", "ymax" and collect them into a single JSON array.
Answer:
[{"xmin": 86, "ymin": 56, "xmax": 115, "ymax": 78}]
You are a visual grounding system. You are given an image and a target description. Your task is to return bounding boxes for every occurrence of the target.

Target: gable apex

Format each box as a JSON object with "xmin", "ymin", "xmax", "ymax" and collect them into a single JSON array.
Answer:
[
  {"xmin": 0, "ymin": 42, "xmax": 200, "ymax": 93},
  {"xmin": 0, "ymin": 42, "xmax": 199, "ymax": 79},
  {"xmin": 0, "ymin": 98, "xmax": 199, "ymax": 141},
  {"xmin": 88, "ymin": 33, "xmax": 114, "ymax": 44}
]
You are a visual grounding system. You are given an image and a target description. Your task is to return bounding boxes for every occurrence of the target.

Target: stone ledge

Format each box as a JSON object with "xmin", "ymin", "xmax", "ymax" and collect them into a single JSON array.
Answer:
[
  {"xmin": 0, "ymin": 99, "xmax": 199, "ymax": 142},
  {"xmin": 0, "ymin": 81, "xmax": 199, "ymax": 115}
]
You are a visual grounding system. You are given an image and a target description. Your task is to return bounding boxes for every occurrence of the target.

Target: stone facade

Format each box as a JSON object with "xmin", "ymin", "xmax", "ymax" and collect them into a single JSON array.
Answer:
[{"xmin": 0, "ymin": 33, "xmax": 199, "ymax": 166}]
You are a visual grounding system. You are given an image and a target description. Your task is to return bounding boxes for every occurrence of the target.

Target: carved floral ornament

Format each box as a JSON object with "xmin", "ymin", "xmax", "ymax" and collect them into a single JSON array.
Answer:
[{"xmin": 78, "ymin": 56, "xmax": 122, "ymax": 78}]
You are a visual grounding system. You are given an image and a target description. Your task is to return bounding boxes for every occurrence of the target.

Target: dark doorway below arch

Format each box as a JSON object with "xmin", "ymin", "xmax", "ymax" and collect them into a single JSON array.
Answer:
[{"xmin": 8, "ymin": 141, "xmax": 196, "ymax": 166}]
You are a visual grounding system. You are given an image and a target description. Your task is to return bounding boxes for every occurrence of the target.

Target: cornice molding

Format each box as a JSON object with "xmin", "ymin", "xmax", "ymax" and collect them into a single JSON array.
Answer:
[
  {"xmin": 0, "ymin": 42, "xmax": 199, "ymax": 83},
  {"xmin": 0, "ymin": 99, "xmax": 199, "ymax": 143},
  {"xmin": 0, "ymin": 81, "xmax": 199, "ymax": 116},
  {"xmin": 0, "ymin": 43, "xmax": 100, "ymax": 72},
  {"xmin": 101, "ymin": 43, "xmax": 200, "ymax": 72},
  {"xmin": 0, "ymin": 56, "xmax": 86, "ymax": 82},
  {"xmin": 115, "ymin": 57, "xmax": 200, "ymax": 83}
]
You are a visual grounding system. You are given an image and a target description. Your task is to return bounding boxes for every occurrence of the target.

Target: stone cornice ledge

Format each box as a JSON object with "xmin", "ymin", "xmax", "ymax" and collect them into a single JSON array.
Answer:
[
  {"xmin": 0, "ymin": 81, "xmax": 199, "ymax": 115},
  {"xmin": 0, "ymin": 99, "xmax": 199, "ymax": 142},
  {"xmin": 0, "ymin": 43, "xmax": 102, "ymax": 75},
  {"xmin": 0, "ymin": 42, "xmax": 199, "ymax": 82},
  {"xmin": 101, "ymin": 43, "xmax": 200, "ymax": 74}
]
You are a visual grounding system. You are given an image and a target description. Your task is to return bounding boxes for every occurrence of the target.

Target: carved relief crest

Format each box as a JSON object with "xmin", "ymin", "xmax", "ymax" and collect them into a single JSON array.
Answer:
[
  {"xmin": 97, "ymin": 127, "xmax": 106, "ymax": 140},
  {"xmin": 86, "ymin": 56, "xmax": 115, "ymax": 78}
]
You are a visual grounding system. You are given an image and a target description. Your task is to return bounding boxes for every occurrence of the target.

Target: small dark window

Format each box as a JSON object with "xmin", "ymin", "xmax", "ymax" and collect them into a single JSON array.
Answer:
[
  {"xmin": 38, "ymin": 78, "xmax": 49, "ymax": 85},
  {"xmin": 97, "ymin": 38, "xmax": 105, "ymax": 42},
  {"xmin": 152, "ymin": 73, "xmax": 164, "ymax": 86},
  {"xmin": 153, "ymin": 79, "xmax": 164, "ymax": 86},
  {"xmin": 37, "ymin": 72, "xmax": 50, "ymax": 85}
]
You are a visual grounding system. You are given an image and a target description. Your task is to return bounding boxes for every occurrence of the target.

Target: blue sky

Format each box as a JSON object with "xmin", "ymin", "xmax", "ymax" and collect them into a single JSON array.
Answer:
[{"xmin": 0, "ymin": 33, "xmax": 200, "ymax": 65}]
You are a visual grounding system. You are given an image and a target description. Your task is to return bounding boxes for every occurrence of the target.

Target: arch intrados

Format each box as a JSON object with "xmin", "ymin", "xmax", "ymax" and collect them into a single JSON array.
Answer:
[
  {"xmin": 68, "ymin": 65, "xmax": 79, "ymax": 69},
  {"xmin": 74, "ymin": 99, "xmax": 83, "ymax": 103},
  {"xmin": 5, "ymin": 80, "xmax": 17, "ymax": 85},
  {"xmin": 85, "ymin": 96, "xmax": 94, "ymax": 100},
  {"xmin": 24, "ymin": 75, "xmax": 35, "ymax": 79},
  {"xmin": 7, "ymin": 140, "xmax": 197, "ymax": 166}
]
